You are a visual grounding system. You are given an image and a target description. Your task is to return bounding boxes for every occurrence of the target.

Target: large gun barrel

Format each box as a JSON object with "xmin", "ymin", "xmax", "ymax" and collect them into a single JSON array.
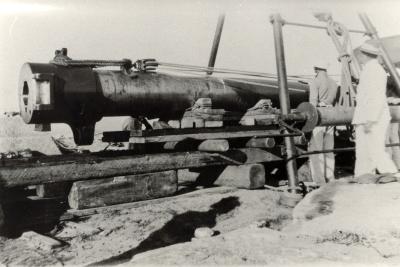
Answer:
[{"xmin": 18, "ymin": 60, "xmax": 308, "ymax": 145}]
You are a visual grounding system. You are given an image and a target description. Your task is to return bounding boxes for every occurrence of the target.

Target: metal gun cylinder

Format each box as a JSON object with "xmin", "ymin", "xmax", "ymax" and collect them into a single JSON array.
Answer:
[{"xmin": 18, "ymin": 62, "xmax": 308, "ymax": 144}]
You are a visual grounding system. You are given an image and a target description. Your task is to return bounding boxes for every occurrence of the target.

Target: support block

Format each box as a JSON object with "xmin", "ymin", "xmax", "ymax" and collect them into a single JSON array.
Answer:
[{"xmin": 68, "ymin": 170, "xmax": 178, "ymax": 210}]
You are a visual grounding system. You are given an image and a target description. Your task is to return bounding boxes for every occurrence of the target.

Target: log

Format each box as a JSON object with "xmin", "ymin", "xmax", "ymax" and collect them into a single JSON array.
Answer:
[
  {"xmin": 68, "ymin": 170, "xmax": 178, "ymax": 209},
  {"xmin": 186, "ymin": 164, "xmax": 266, "ymax": 189},
  {"xmin": 245, "ymin": 137, "xmax": 276, "ymax": 148},
  {"xmin": 0, "ymin": 148, "xmax": 283, "ymax": 188},
  {"xmin": 198, "ymin": 139, "xmax": 229, "ymax": 152},
  {"xmin": 214, "ymin": 164, "xmax": 266, "ymax": 189}
]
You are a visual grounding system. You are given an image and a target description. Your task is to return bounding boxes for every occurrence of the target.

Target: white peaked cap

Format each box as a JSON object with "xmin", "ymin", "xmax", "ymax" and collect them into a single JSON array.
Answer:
[
  {"xmin": 313, "ymin": 62, "xmax": 329, "ymax": 70},
  {"xmin": 360, "ymin": 43, "xmax": 380, "ymax": 55}
]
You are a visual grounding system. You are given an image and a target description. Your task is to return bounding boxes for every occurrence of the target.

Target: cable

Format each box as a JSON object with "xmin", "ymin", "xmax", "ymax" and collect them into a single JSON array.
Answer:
[{"xmin": 157, "ymin": 61, "xmax": 310, "ymax": 81}]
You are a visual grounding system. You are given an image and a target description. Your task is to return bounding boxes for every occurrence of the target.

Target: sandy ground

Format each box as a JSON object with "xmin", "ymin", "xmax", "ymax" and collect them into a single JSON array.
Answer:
[
  {"xmin": 125, "ymin": 179, "xmax": 400, "ymax": 266},
  {"xmin": 0, "ymin": 186, "xmax": 291, "ymax": 266},
  {"xmin": 3, "ymin": 179, "xmax": 400, "ymax": 266},
  {"xmin": 2, "ymin": 115, "xmax": 400, "ymax": 266}
]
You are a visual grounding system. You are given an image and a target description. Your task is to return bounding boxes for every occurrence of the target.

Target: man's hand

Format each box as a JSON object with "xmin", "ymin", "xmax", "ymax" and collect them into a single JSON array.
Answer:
[
  {"xmin": 387, "ymin": 97, "xmax": 400, "ymax": 105},
  {"xmin": 364, "ymin": 121, "xmax": 374, "ymax": 133}
]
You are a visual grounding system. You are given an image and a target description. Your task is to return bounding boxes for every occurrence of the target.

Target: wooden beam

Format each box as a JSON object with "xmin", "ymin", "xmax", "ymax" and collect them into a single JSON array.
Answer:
[
  {"xmin": 103, "ymin": 125, "xmax": 300, "ymax": 143},
  {"xmin": 0, "ymin": 148, "xmax": 283, "ymax": 188},
  {"xmin": 129, "ymin": 128, "xmax": 298, "ymax": 143},
  {"xmin": 68, "ymin": 170, "xmax": 178, "ymax": 210}
]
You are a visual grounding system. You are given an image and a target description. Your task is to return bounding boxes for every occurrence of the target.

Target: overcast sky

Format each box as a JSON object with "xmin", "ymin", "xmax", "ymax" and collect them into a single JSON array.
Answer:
[{"xmin": 1, "ymin": 0, "xmax": 400, "ymax": 112}]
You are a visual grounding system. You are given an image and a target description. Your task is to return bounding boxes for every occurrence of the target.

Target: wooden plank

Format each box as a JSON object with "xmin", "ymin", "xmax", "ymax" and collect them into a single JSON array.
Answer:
[
  {"xmin": 0, "ymin": 148, "xmax": 282, "ymax": 188},
  {"xmin": 66, "ymin": 186, "xmax": 236, "ymax": 218},
  {"xmin": 68, "ymin": 170, "xmax": 178, "ymax": 210},
  {"xmin": 129, "ymin": 129, "xmax": 299, "ymax": 143},
  {"xmin": 103, "ymin": 124, "xmax": 290, "ymax": 143}
]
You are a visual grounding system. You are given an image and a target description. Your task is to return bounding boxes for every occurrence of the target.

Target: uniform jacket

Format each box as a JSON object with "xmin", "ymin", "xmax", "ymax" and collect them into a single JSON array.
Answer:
[
  {"xmin": 309, "ymin": 72, "xmax": 338, "ymax": 106},
  {"xmin": 352, "ymin": 59, "xmax": 390, "ymax": 124}
]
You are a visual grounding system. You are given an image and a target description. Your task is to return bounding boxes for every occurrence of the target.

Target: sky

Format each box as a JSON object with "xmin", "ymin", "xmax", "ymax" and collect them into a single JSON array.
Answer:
[{"xmin": 1, "ymin": 0, "xmax": 400, "ymax": 112}]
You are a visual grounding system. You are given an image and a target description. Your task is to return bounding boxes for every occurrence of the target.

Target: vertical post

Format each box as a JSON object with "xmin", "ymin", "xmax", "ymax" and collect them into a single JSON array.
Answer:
[
  {"xmin": 270, "ymin": 14, "xmax": 299, "ymax": 193},
  {"xmin": 359, "ymin": 13, "xmax": 400, "ymax": 95},
  {"xmin": 207, "ymin": 13, "xmax": 225, "ymax": 75}
]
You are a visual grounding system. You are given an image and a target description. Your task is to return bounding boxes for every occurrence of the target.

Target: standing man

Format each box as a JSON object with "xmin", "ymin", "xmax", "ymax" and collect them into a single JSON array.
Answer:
[
  {"xmin": 352, "ymin": 43, "xmax": 399, "ymax": 177},
  {"xmin": 308, "ymin": 63, "xmax": 339, "ymax": 184}
]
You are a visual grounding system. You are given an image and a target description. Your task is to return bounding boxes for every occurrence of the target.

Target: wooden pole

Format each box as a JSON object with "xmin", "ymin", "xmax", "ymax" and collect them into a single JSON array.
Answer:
[
  {"xmin": 207, "ymin": 14, "xmax": 225, "ymax": 75},
  {"xmin": 270, "ymin": 13, "xmax": 299, "ymax": 193}
]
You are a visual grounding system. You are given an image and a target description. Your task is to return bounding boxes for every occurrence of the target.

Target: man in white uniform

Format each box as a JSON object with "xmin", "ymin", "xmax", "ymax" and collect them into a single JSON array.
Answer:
[
  {"xmin": 352, "ymin": 43, "xmax": 398, "ymax": 177},
  {"xmin": 308, "ymin": 63, "xmax": 339, "ymax": 184}
]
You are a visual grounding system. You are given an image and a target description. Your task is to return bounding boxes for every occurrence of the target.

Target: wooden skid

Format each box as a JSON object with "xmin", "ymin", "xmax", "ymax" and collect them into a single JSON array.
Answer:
[
  {"xmin": 68, "ymin": 170, "xmax": 178, "ymax": 210},
  {"xmin": 0, "ymin": 148, "xmax": 283, "ymax": 188},
  {"xmin": 102, "ymin": 124, "xmax": 300, "ymax": 144}
]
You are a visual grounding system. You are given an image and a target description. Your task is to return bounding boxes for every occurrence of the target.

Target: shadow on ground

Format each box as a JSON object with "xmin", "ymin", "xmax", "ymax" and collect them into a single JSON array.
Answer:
[{"xmin": 92, "ymin": 196, "xmax": 241, "ymax": 266}]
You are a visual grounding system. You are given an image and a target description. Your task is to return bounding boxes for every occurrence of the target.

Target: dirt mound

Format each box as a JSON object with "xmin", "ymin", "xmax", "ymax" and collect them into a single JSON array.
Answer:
[
  {"xmin": 127, "ymin": 179, "xmax": 400, "ymax": 266},
  {"xmin": 290, "ymin": 178, "xmax": 400, "ymax": 259}
]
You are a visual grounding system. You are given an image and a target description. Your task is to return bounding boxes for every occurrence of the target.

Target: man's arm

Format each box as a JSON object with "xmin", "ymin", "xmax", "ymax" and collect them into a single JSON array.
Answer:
[{"xmin": 309, "ymin": 79, "xmax": 319, "ymax": 106}]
